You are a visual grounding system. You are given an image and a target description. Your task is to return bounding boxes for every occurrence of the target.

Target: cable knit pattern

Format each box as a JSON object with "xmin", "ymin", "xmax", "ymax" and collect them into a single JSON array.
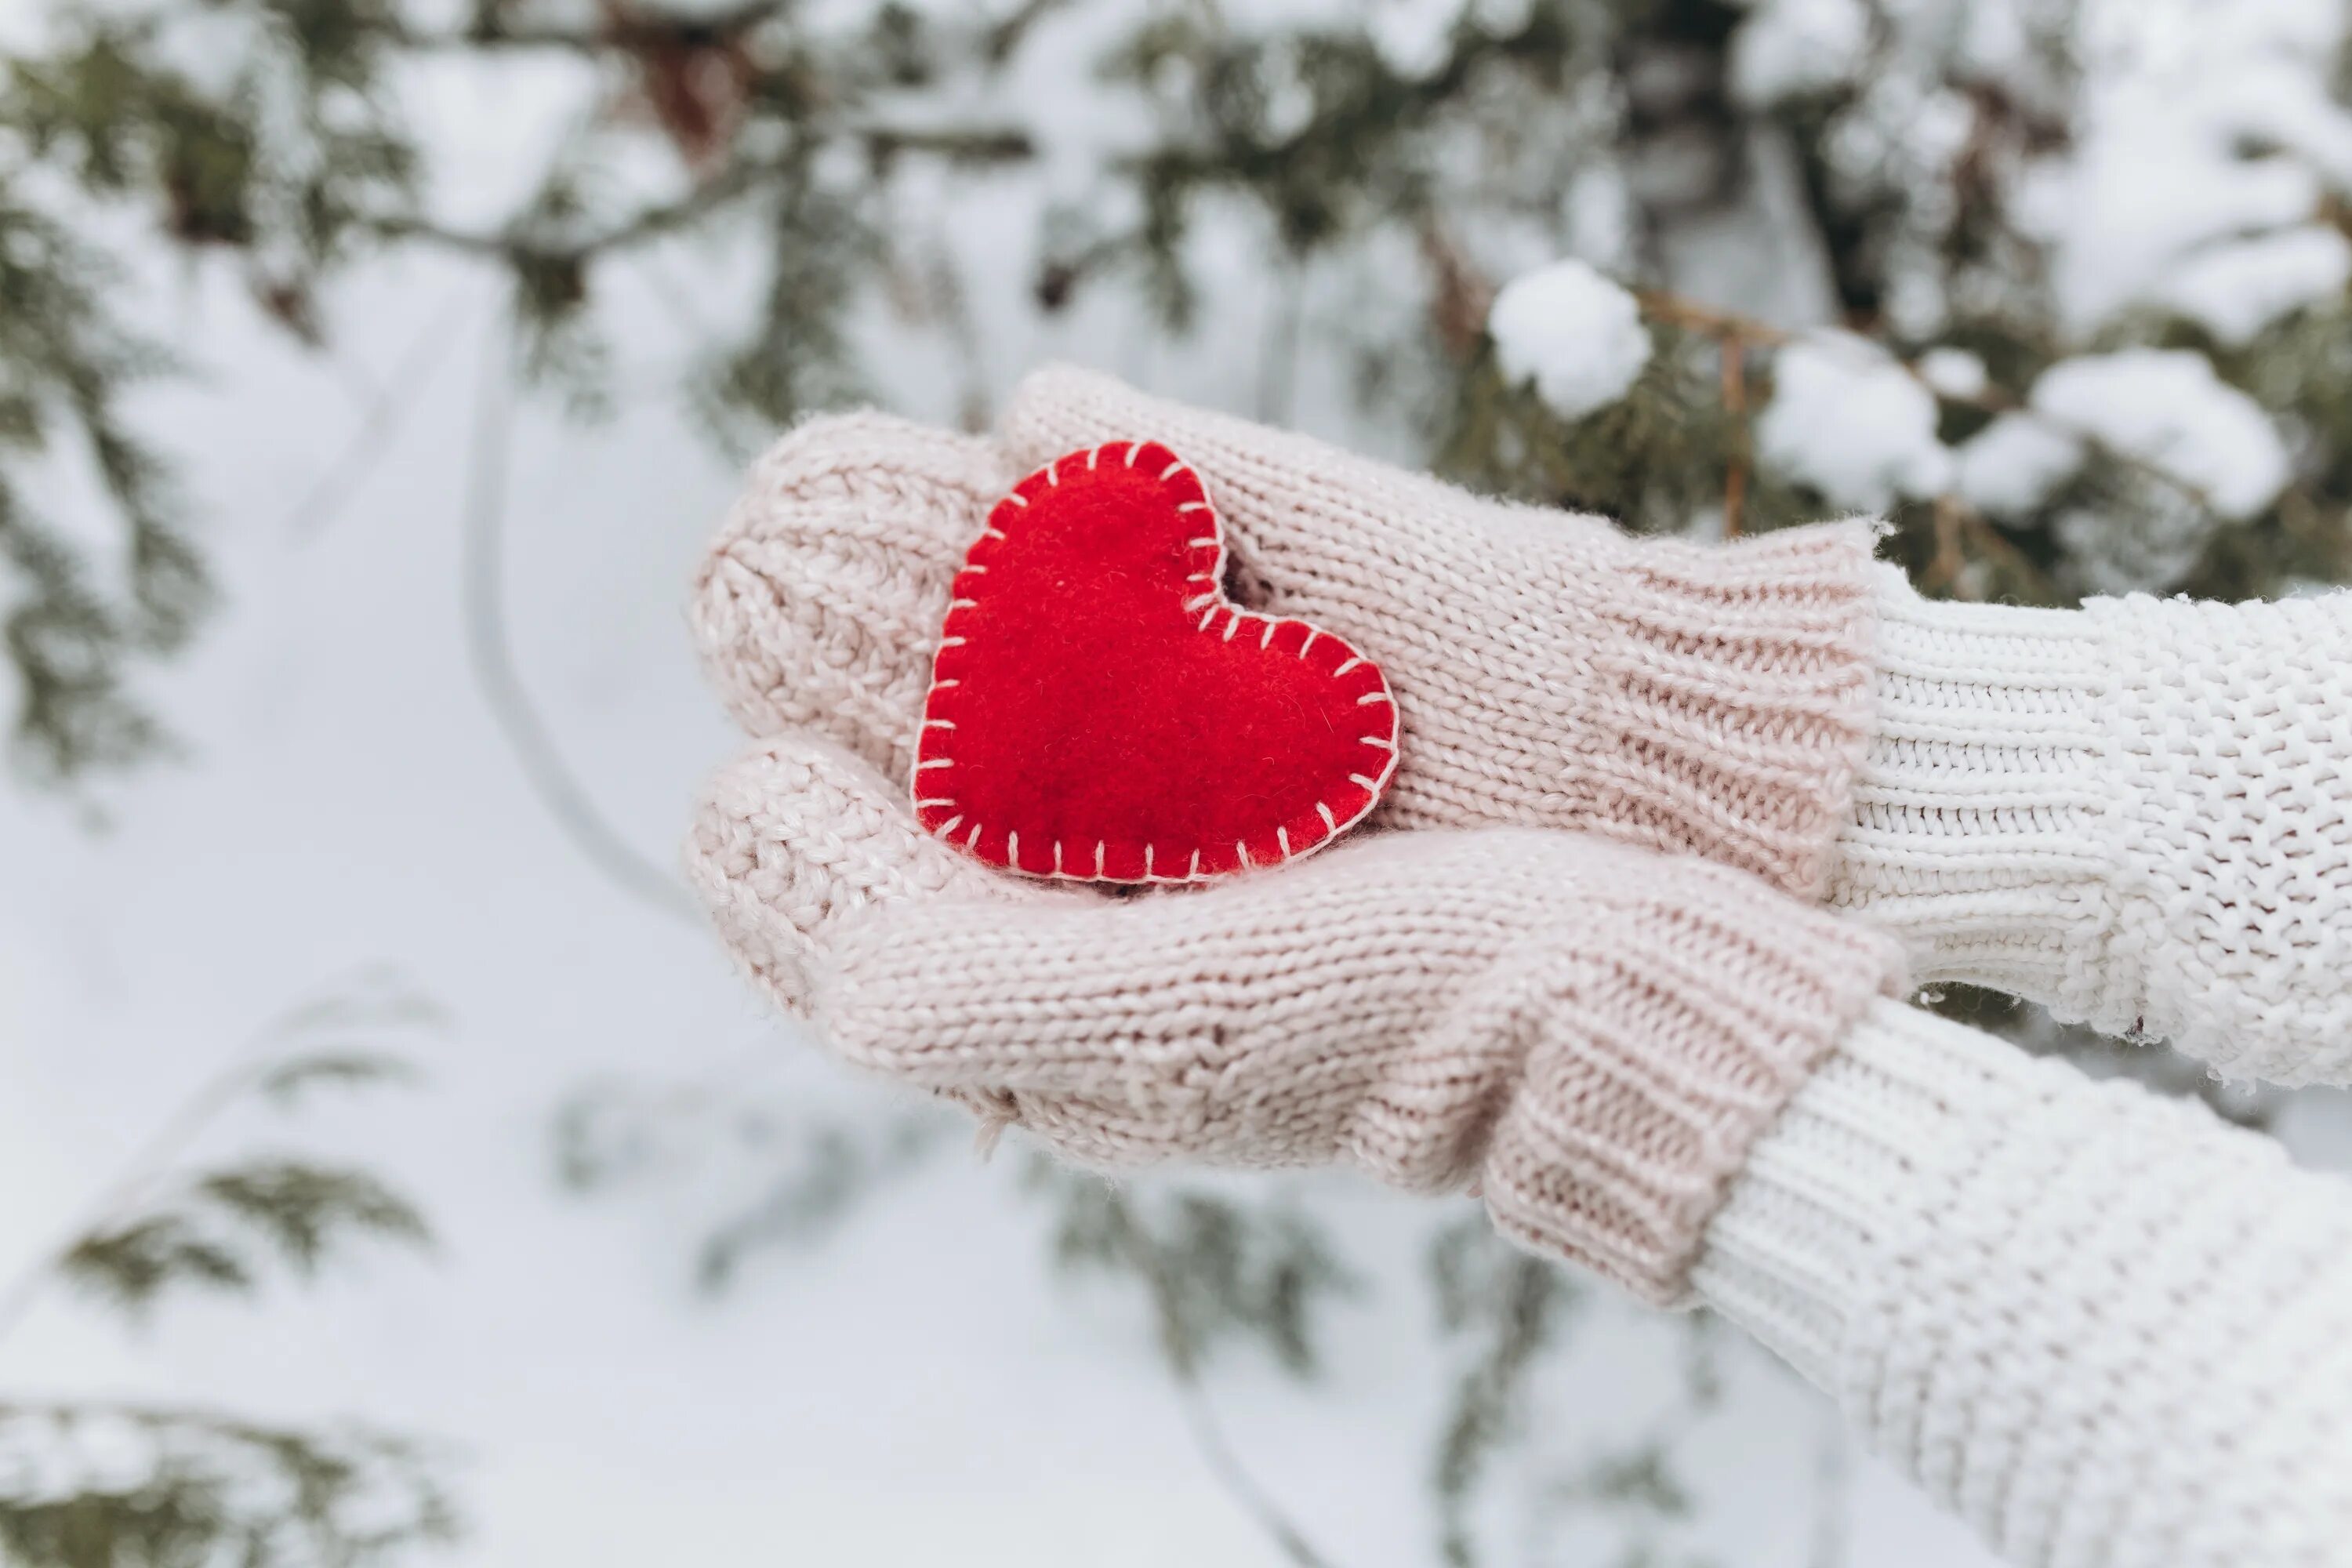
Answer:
[
  {"xmin": 1833, "ymin": 573, "xmax": 2352, "ymax": 1082},
  {"xmin": 1698, "ymin": 1000, "xmax": 2352, "ymax": 1567},
  {"xmin": 691, "ymin": 735, "xmax": 1900, "ymax": 1304},
  {"xmin": 1002, "ymin": 368, "xmax": 1884, "ymax": 898}
]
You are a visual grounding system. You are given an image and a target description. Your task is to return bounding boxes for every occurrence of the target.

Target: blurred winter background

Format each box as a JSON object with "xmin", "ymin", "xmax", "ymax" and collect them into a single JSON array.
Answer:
[{"xmin": 5, "ymin": 0, "xmax": 2352, "ymax": 1563}]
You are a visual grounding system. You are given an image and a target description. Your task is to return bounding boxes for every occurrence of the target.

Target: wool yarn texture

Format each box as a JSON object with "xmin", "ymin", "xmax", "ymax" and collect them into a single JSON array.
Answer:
[
  {"xmin": 689, "ymin": 734, "xmax": 1903, "ymax": 1305},
  {"xmin": 1697, "ymin": 1000, "xmax": 2352, "ymax": 1567},
  {"xmin": 694, "ymin": 365, "xmax": 1887, "ymax": 904},
  {"xmin": 1834, "ymin": 568, "xmax": 2352, "ymax": 1083},
  {"xmin": 688, "ymin": 367, "xmax": 2352, "ymax": 1568}
]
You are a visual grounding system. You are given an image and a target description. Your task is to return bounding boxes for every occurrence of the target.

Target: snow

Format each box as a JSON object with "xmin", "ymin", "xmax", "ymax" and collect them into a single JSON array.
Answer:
[
  {"xmin": 2031, "ymin": 349, "xmax": 2292, "ymax": 521},
  {"xmin": 2157, "ymin": 224, "xmax": 2352, "ymax": 347},
  {"xmin": 1487, "ymin": 259, "xmax": 1653, "ymax": 421},
  {"xmin": 1755, "ymin": 333, "xmax": 1954, "ymax": 514},
  {"xmin": 2044, "ymin": 0, "xmax": 2352, "ymax": 334},
  {"xmin": 1728, "ymin": 0, "xmax": 1871, "ymax": 110},
  {"xmin": 1367, "ymin": 0, "xmax": 1470, "ymax": 80},
  {"xmin": 1955, "ymin": 413, "xmax": 2085, "ymax": 522},
  {"xmin": 1917, "ymin": 347, "xmax": 1988, "ymax": 401}
]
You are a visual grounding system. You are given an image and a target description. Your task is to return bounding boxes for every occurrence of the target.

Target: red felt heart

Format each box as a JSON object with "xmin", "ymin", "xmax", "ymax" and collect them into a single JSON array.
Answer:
[{"xmin": 911, "ymin": 440, "xmax": 1399, "ymax": 883}]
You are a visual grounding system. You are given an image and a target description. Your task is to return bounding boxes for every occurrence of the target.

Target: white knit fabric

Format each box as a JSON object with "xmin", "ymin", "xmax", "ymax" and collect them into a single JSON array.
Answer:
[
  {"xmin": 1698, "ymin": 1000, "xmax": 2352, "ymax": 1567},
  {"xmin": 1833, "ymin": 571, "xmax": 2352, "ymax": 1083}
]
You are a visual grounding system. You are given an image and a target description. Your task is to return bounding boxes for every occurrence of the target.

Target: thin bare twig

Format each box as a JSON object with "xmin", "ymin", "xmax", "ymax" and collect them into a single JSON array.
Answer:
[
  {"xmin": 1107, "ymin": 1199, "xmax": 1341, "ymax": 1568},
  {"xmin": 457, "ymin": 317, "xmax": 701, "ymax": 924},
  {"xmin": 285, "ymin": 290, "xmax": 476, "ymax": 543},
  {"xmin": 383, "ymin": 1, "xmax": 792, "ymax": 54},
  {"xmin": 365, "ymin": 122, "xmax": 1030, "ymax": 269},
  {"xmin": 1719, "ymin": 331, "xmax": 1749, "ymax": 538}
]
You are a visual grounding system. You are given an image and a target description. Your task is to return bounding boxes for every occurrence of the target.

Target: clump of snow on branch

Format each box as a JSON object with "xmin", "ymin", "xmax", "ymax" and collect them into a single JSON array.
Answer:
[
  {"xmin": 2157, "ymin": 226, "xmax": 2352, "ymax": 347},
  {"xmin": 2038, "ymin": 0, "xmax": 2352, "ymax": 335},
  {"xmin": 1755, "ymin": 334, "xmax": 1952, "ymax": 514},
  {"xmin": 1916, "ymin": 347, "xmax": 1988, "ymax": 401},
  {"xmin": 1487, "ymin": 259, "xmax": 1653, "ymax": 421},
  {"xmin": 1728, "ymin": 0, "xmax": 1870, "ymax": 109},
  {"xmin": 1956, "ymin": 415, "xmax": 2085, "ymax": 521},
  {"xmin": 2031, "ymin": 349, "xmax": 2292, "ymax": 521}
]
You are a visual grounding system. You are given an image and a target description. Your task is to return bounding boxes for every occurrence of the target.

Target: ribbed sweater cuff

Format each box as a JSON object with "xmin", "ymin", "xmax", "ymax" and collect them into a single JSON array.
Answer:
[
  {"xmin": 1483, "ymin": 871, "xmax": 1905, "ymax": 1308},
  {"xmin": 1830, "ymin": 569, "xmax": 2118, "ymax": 1001},
  {"xmin": 1588, "ymin": 520, "xmax": 1885, "ymax": 901},
  {"xmin": 1689, "ymin": 998, "xmax": 2040, "ymax": 1387}
]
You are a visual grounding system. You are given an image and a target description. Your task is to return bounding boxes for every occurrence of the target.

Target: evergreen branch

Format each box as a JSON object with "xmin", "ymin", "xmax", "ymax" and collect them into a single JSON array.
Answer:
[
  {"xmin": 257, "ymin": 1052, "xmax": 423, "ymax": 1105},
  {"xmin": 1631, "ymin": 285, "xmax": 2231, "ymax": 520},
  {"xmin": 382, "ymin": 0, "xmax": 793, "ymax": 53},
  {"xmin": 1428, "ymin": 1218, "xmax": 1577, "ymax": 1568},
  {"xmin": 1039, "ymin": 1171, "xmax": 1354, "ymax": 1568},
  {"xmin": 0, "ymin": 975, "xmax": 436, "ymax": 1342},
  {"xmin": 0, "ymin": 197, "xmax": 209, "ymax": 779},
  {"xmin": 53, "ymin": 1153, "xmax": 432, "ymax": 1319},
  {"xmin": 0, "ymin": 1399, "xmax": 459, "ymax": 1568},
  {"xmin": 365, "ymin": 118, "xmax": 1031, "ymax": 264}
]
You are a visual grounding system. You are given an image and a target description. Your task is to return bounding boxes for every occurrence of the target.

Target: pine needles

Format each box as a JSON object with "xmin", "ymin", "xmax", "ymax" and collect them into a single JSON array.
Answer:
[{"xmin": 0, "ymin": 974, "xmax": 455, "ymax": 1568}]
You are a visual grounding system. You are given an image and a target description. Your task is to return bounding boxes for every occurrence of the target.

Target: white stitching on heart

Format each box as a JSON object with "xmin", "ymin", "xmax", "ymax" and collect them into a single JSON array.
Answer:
[{"xmin": 910, "ymin": 439, "xmax": 1401, "ymax": 885}]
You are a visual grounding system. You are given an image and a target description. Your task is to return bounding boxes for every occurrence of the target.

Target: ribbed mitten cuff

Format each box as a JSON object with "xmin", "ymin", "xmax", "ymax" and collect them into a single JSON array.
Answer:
[
  {"xmin": 1479, "ymin": 859, "xmax": 1904, "ymax": 1306},
  {"xmin": 1000, "ymin": 366, "xmax": 1883, "ymax": 901},
  {"xmin": 1576, "ymin": 521, "xmax": 1885, "ymax": 899}
]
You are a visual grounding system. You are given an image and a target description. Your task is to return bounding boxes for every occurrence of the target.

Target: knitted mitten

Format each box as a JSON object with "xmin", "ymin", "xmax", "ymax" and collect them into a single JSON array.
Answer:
[
  {"xmin": 691, "ymin": 735, "xmax": 1900, "ymax": 1305},
  {"xmin": 1835, "ymin": 571, "xmax": 2352, "ymax": 1083},
  {"xmin": 693, "ymin": 365, "xmax": 1885, "ymax": 900}
]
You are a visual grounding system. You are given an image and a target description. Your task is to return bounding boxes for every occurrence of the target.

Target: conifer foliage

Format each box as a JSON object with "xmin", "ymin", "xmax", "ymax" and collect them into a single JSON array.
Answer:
[{"xmin": 0, "ymin": 976, "xmax": 453, "ymax": 1568}]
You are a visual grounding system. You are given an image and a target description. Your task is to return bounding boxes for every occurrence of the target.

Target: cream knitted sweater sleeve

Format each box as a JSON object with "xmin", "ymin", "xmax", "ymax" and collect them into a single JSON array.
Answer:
[
  {"xmin": 1697, "ymin": 1001, "xmax": 2352, "ymax": 1567},
  {"xmin": 1832, "ymin": 572, "xmax": 2352, "ymax": 1085}
]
